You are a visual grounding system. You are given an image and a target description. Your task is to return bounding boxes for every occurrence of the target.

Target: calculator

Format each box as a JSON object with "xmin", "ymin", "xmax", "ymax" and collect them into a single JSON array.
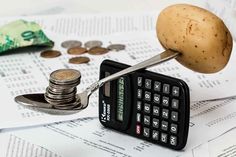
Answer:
[{"xmin": 98, "ymin": 60, "xmax": 190, "ymax": 150}]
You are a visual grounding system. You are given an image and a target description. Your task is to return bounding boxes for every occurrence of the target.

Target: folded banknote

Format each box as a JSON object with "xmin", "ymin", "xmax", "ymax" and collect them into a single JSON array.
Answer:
[{"xmin": 0, "ymin": 20, "xmax": 54, "ymax": 54}]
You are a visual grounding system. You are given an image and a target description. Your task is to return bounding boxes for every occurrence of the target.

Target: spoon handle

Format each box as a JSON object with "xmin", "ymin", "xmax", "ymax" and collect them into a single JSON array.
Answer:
[{"xmin": 85, "ymin": 49, "xmax": 179, "ymax": 96}]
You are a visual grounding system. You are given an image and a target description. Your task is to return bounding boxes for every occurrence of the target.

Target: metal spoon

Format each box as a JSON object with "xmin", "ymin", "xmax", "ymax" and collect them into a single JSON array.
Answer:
[{"xmin": 15, "ymin": 50, "xmax": 179, "ymax": 114}]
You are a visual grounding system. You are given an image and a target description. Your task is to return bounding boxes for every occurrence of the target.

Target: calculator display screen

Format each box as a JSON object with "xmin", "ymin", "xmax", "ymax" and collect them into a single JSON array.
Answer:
[{"xmin": 117, "ymin": 77, "xmax": 125, "ymax": 121}]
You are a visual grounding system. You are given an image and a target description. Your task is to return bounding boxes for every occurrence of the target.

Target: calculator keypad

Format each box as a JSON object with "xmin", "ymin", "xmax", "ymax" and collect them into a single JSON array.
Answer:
[
  {"xmin": 135, "ymin": 75, "xmax": 188, "ymax": 149},
  {"xmin": 99, "ymin": 60, "xmax": 189, "ymax": 151}
]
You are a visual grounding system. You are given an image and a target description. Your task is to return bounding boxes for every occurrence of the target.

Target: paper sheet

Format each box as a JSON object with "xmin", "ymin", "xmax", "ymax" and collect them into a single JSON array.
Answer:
[
  {"xmin": 181, "ymin": 128, "xmax": 236, "ymax": 157},
  {"xmin": 1, "ymin": 97, "xmax": 236, "ymax": 157},
  {"xmin": 0, "ymin": 12, "xmax": 158, "ymax": 37}
]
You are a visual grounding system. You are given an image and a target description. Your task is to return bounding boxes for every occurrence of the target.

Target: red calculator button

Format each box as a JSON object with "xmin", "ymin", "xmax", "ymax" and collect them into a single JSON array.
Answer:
[{"xmin": 136, "ymin": 125, "xmax": 141, "ymax": 135}]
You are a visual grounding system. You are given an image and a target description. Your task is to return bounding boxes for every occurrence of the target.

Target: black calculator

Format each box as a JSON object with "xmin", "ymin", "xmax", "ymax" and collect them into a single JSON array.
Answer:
[{"xmin": 99, "ymin": 60, "xmax": 190, "ymax": 150}]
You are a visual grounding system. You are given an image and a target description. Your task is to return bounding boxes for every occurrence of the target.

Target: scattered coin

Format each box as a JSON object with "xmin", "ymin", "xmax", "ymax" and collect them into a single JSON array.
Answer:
[
  {"xmin": 61, "ymin": 40, "xmax": 82, "ymax": 49},
  {"xmin": 84, "ymin": 40, "xmax": 103, "ymax": 49},
  {"xmin": 67, "ymin": 47, "xmax": 87, "ymax": 55},
  {"xmin": 88, "ymin": 47, "xmax": 109, "ymax": 55},
  {"xmin": 107, "ymin": 44, "xmax": 126, "ymax": 51},
  {"xmin": 69, "ymin": 56, "xmax": 90, "ymax": 64},
  {"xmin": 40, "ymin": 50, "xmax": 61, "ymax": 58}
]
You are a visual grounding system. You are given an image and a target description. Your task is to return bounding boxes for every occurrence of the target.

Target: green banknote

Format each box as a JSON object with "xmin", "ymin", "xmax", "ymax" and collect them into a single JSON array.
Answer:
[{"xmin": 0, "ymin": 20, "xmax": 54, "ymax": 54}]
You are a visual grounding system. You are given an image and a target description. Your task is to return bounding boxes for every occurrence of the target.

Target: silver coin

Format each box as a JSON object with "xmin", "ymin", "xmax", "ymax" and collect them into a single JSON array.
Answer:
[
  {"xmin": 61, "ymin": 40, "xmax": 82, "ymax": 49},
  {"xmin": 44, "ymin": 95, "xmax": 74, "ymax": 105},
  {"xmin": 49, "ymin": 81, "xmax": 79, "ymax": 90},
  {"xmin": 44, "ymin": 94, "xmax": 75, "ymax": 105},
  {"xmin": 45, "ymin": 90, "xmax": 76, "ymax": 100},
  {"xmin": 84, "ymin": 40, "xmax": 103, "ymax": 49},
  {"xmin": 50, "ymin": 69, "xmax": 81, "ymax": 85},
  {"xmin": 47, "ymin": 86, "xmax": 76, "ymax": 95},
  {"xmin": 107, "ymin": 44, "xmax": 126, "ymax": 51}
]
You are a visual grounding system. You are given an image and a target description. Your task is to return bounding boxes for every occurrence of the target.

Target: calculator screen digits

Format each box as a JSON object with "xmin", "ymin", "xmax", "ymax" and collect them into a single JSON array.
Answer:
[{"xmin": 117, "ymin": 77, "xmax": 125, "ymax": 122}]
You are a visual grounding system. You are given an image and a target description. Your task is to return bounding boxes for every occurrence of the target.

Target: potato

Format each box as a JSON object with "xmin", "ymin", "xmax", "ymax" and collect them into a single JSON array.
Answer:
[{"xmin": 156, "ymin": 4, "xmax": 233, "ymax": 73}]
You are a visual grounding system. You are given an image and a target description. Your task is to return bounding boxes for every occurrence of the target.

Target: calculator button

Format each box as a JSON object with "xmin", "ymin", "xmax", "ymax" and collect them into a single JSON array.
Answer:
[
  {"xmin": 144, "ymin": 115, "xmax": 150, "ymax": 126},
  {"xmin": 154, "ymin": 81, "xmax": 161, "ymax": 92},
  {"xmin": 143, "ymin": 127, "xmax": 150, "ymax": 138},
  {"xmin": 161, "ymin": 133, "xmax": 168, "ymax": 143},
  {"xmin": 162, "ymin": 96, "xmax": 169, "ymax": 107},
  {"xmin": 172, "ymin": 86, "xmax": 180, "ymax": 97},
  {"xmin": 137, "ymin": 77, "xmax": 142, "ymax": 87},
  {"xmin": 152, "ymin": 118, "xmax": 159, "ymax": 128},
  {"xmin": 171, "ymin": 99, "xmax": 179, "ymax": 109},
  {"xmin": 137, "ymin": 89, "xmax": 142, "ymax": 99},
  {"xmin": 170, "ymin": 124, "xmax": 178, "ymax": 134},
  {"xmin": 152, "ymin": 130, "xmax": 159, "ymax": 141},
  {"xmin": 153, "ymin": 94, "xmax": 160, "ymax": 104},
  {"xmin": 137, "ymin": 113, "xmax": 141, "ymax": 123},
  {"xmin": 153, "ymin": 106, "xmax": 160, "ymax": 116},
  {"xmin": 145, "ymin": 79, "xmax": 152, "ymax": 89},
  {"xmin": 163, "ymin": 84, "xmax": 170, "ymax": 94},
  {"xmin": 136, "ymin": 125, "xmax": 141, "ymax": 135},
  {"xmin": 171, "ymin": 111, "xmax": 179, "ymax": 122},
  {"xmin": 161, "ymin": 121, "xmax": 168, "ymax": 131},
  {"xmin": 137, "ymin": 101, "xmax": 142, "ymax": 111},
  {"xmin": 144, "ymin": 91, "xmax": 151, "ymax": 101},
  {"xmin": 144, "ymin": 103, "xmax": 151, "ymax": 114},
  {"xmin": 170, "ymin": 136, "xmax": 177, "ymax": 146},
  {"xmin": 162, "ymin": 109, "xmax": 169, "ymax": 119}
]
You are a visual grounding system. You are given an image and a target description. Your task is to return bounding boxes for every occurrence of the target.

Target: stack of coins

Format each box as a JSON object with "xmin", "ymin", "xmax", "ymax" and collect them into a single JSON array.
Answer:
[{"xmin": 44, "ymin": 69, "xmax": 81, "ymax": 109}]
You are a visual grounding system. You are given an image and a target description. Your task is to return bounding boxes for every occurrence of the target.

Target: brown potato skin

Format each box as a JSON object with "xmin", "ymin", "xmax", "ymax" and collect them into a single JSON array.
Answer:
[{"xmin": 156, "ymin": 4, "xmax": 233, "ymax": 73}]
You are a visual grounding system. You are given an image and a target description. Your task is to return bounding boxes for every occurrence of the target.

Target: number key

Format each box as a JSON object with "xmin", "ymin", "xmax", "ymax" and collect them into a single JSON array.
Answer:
[
  {"xmin": 144, "ymin": 115, "xmax": 150, "ymax": 126},
  {"xmin": 144, "ymin": 91, "xmax": 151, "ymax": 101},
  {"xmin": 144, "ymin": 103, "xmax": 151, "ymax": 114},
  {"xmin": 153, "ymin": 106, "xmax": 160, "ymax": 116},
  {"xmin": 162, "ymin": 96, "xmax": 169, "ymax": 107}
]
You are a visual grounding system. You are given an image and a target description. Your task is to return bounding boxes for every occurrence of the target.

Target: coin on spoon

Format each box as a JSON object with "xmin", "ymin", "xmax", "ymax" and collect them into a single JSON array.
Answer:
[
  {"xmin": 69, "ymin": 56, "xmax": 90, "ymax": 64},
  {"xmin": 107, "ymin": 44, "xmax": 126, "ymax": 51},
  {"xmin": 67, "ymin": 47, "xmax": 87, "ymax": 55},
  {"xmin": 40, "ymin": 50, "xmax": 62, "ymax": 58},
  {"xmin": 50, "ymin": 69, "xmax": 81, "ymax": 84},
  {"xmin": 84, "ymin": 40, "xmax": 103, "ymax": 49},
  {"xmin": 61, "ymin": 40, "xmax": 82, "ymax": 49},
  {"xmin": 88, "ymin": 47, "xmax": 109, "ymax": 55}
]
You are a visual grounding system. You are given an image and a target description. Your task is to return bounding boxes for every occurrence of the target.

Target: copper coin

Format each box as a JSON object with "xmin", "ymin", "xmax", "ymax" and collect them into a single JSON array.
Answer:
[
  {"xmin": 88, "ymin": 47, "xmax": 109, "ymax": 55},
  {"xmin": 67, "ymin": 47, "xmax": 87, "ymax": 55},
  {"xmin": 40, "ymin": 50, "xmax": 61, "ymax": 58},
  {"xmin": 50, "ymin": 69, "xmax": 81, "ymax": 83},
  {"xmin": 69, "ymin": 56, "xmax": 90, "ymax": 64}
]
